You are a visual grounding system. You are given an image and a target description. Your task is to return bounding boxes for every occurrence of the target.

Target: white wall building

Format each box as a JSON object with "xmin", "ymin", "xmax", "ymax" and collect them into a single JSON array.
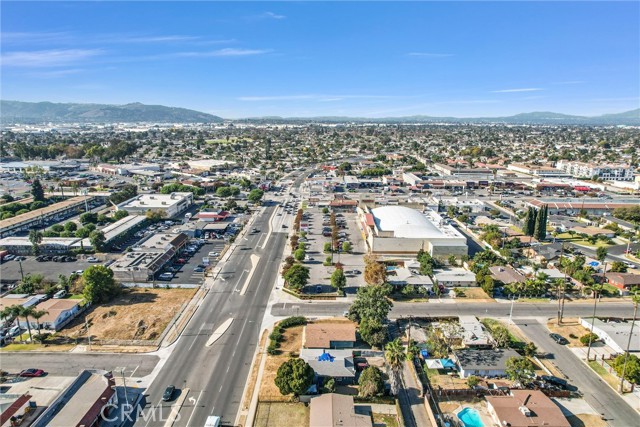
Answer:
[
  {"xmin": 358, "ymin": 205, "xmax": 468, "ymax": 259},
  {"xmin": 119, "ymin": 192, "xmax": 193, "ymax": 217},
  {"xmin": 556, "ymin": 160, "xmax": 635, "ymax": 181}
]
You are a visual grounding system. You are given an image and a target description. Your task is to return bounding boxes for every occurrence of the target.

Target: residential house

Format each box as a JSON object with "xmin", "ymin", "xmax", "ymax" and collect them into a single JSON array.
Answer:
[
  {"xmin": 458, "ymin": 316, "xmax": 493, "ymax": 348},
  {"xmin": 304, "ymin": 323, "xmax": 357, "ymax": 349},
  {"xmin": 579, "ymin": 318, "xmax": 640, "ymax": 353},
  {"xmin": 301, "ymin": 349, "xmax": 356, "ymax": 384},
  {"xmin": 485, "ymin": 390, "xmax": 570, "ymax": 427},
  {"xmin": 489, "ymin": 266, "xmax": 525, "ymax": 285},
  {"xmin": 33, "ymin": 299, "xmax": 81, "ymax": 331},
  {"xmin": 605, "ymin": 272, "xmax": 640, "ymax": 292},
  {"xmin": 453, "ymin": 348, "xmax": 520, "ymax": 378},
  {"xmin": 387, "ymin": 267, "xmax": 433, "ymax": 291},
  {"xmin": 309, "ymin": 393, "xmax": 372, "ymax": 427},
  {"xmin": 524, "ymin": 243, "xmax": 563, "ymax": 264},
  {"xmin": 434, "ymin": 269, "xmax": 477, "ymax": 288}
]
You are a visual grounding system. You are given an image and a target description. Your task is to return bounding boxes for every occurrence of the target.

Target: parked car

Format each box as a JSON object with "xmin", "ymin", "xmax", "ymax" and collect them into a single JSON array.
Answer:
[
  {"xmin": 20, "ymin": 369, "xmax": 46, "ymax": 377},
  {"xmin": 208, "ymin": 252, "xmax": 219, "ymax": 257},
  {"xmin": 194, "ymin": 266, "xmax": 205, "ymax": 273},
  {"xmin": 158, "ymin": 272, "xmax": 174, "ymax": 281},
  {"xmin": 162, "ymin": 385, "xmax": 176, "ymax": 401},
  {"xmin": 87, "ymin": 256, "xmax": 100, "ymax": 263},
  {"xmin": 549, "ymin": 333, "xmax": 568, "ymax": 345},
  {"xmin": 347, "ymin": 270, "xmax": 361, "ymax": 275}
]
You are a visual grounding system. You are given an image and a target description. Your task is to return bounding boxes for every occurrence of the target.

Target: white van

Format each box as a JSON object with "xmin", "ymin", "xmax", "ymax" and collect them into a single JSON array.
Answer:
[
  {"xmin": 53, "ymin": 290, "xmax": 67, "ymax": 299},
  {"xmin": 204, "ymin": 416, "xmax": 221, "ymax": 427}
]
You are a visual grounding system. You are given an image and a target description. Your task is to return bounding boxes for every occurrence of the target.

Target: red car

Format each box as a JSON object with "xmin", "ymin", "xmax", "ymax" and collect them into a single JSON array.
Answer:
[{"xmin": 19, "ymin": 369, "xmax": 45, "ymax": 377}]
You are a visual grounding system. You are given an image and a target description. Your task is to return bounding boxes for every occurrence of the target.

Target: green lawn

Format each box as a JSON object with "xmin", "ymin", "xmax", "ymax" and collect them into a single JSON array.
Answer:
[
  {"xmin": 588, "ymin": 361, "xmax": 620, "ymax": 390},
  {"xmin": 68, "ymin": 294, "xmax": 85, "ymax": 300},
  {"xmin": 373, "ymin": 413, "xmax": 399, "ymax": 427}
]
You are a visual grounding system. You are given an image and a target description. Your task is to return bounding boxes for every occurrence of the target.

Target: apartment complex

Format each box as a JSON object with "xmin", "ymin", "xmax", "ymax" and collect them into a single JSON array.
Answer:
[{"xmin": 556, "ymin": 160, "xmax": 635, "ymax": 181}]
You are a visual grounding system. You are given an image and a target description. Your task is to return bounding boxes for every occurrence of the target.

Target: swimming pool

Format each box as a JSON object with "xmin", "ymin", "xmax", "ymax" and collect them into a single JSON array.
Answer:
[{"xmin": 457, "ymin": 407, "xmax": 484, "ymax": 427}]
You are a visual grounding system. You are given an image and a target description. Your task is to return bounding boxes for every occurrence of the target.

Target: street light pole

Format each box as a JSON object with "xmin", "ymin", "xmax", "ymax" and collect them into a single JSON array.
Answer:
[
  {"xmin": 619, "ymin": 296, "xmax": 639, "ymax": 393},
  {"xmin": 586, "ymin": 264, "xmax": 606, "ymax": 361},
  {"xmin": 121, "ymin": 368, "xmax": 130, "ymax": 403}
]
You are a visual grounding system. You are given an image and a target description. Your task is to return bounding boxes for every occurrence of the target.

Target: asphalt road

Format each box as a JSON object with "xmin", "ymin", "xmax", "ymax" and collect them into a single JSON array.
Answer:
[
  {"xmin": 566, "ymin": 242, "xmax": 640, "ymax": 268},
  {"xmin": 0, "ymin": 352, "xmax": 158, "ymax": 377},
  {"xmin": 272, "ymin": 301, "xmax": 638, "ymax": 319},
  {"xmin": 517, "ymin": 319, "xmax": 639, "ymax": 427},
  {"xmin": 135, "ymin": 171, "xmax": 309, "ymax": 427}
]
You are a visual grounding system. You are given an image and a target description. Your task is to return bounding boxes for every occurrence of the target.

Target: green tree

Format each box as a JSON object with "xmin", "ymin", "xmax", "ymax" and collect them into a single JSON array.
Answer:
[
  {"xmin": 293, "ymin": 248, "xmax": 305, "ymax": 261},
  {"xmin": 89, "ymin": 230, "xmax": 106, "ymax": 252},
  {"xmin": 580, "ymin": 332, "xmax": 599, "ymax": 346},
  {"xmin": 330, "ymin": 268, "xmax": 347, "ymax": 292},
  {"xmin": 283, "ymin": 264, "xmax": 310, "ymax": 292},
  {"xmin": 612, "ymin": 354, "xmax": 640, "ymax": 385},
  {"xmin": 274, "ymin": 358, "xmax": 315, "ymax": 396},
  {"xmin": 28, "ymin": 229, "xmax": 43, "ymax": 255},
  {"xmin": 145, "ymin": 209, "xmax": 167, "ymax": 222},
  {"xmin": 323, "ymin": 242, "xmax": 332, "ymax": 253},
  {"xmin": 64, "ymin": 221, "xmax": 78, "ymax": 232},
  {"xmin": 467, "ymin": 375, "xmax": 480, "ymax": 388},
  {"xmin": 216, "ymin": 186, "xmax": 233, "ymax": 198},
  {"xmin": 31, "ymin": 178, "xmax": 45, "ymax": 202},
  {"xmin": 385, "ymin": 338, "xmax": 405, "ymax": 396},
  {"xmin": 610, "ymin": 261, "xmax": 628, "ymax": 273},
  {"xmin": 348, "ymin": 285, "xmax": 392, "ymax": 324},
  {"xmin": 523, "ymin": 342, "xmax": 538, "ymax": 357},
  {"xmin": 596, "ymin": 246, "xmax": 608, "ymax": 263},
  {"xmin": 342, "ymin": 241, "xmax": 352, "ymax": 253},
  {"xmin": 82, "ymin": 265, "xmax": 120, "ymax": 304},
  {"xmin": 16, "ymin": 305, "xmax": 36, "ymax": 343},
  {"xmin": 364, "ymin": 255, "xmax": 387, "ymax": 285},
  {"xmin": 492, "ymin": 325, "xmax": 511, "ymax": 348},
  {"xmin": 359, "ymin": 317, "xmax": 387, "ymax": 348},
  {"xmin": 113, "ymin": 209, "xmax": 129, "ymax": 221},
  {"xmin": 505, "ymin": 356, "xmax": 535, "ymax": 385},
  {"xmin": 247, "ymin": 189, "xmax": 264, "ymax": 203},
  {"xmin": 30, "ymin": 309, "xmax": 49, "ymax": 338},
  {"xmin": 323, "ymin": 378, "xmax": 336, "ymax": 393},
  {"xmin": 80, "ymin": 212, "xmax": 98, "ymax": 225},
  {"xmin": 358, "ymin": 366, "xmax": 384, "ymax": 397}
]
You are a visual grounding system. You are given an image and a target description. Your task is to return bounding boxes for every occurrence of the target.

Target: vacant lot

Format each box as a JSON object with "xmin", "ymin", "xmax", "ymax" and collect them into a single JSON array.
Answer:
[
  {"xmin": 254, "ymin": 402, "xmax": 308, "ymax": 427},
  {"xmin": 259, "ymin": 325, "xmax": 304, "ymax": 401},
  {"xmin": 547, "ymin": 318, "xmax": 590, "ymax": 347},
  {"xmin": 454, "ymin": 287, "xmax": 493, "ymax": 301},
  {"xmin": 60, "ymin": 288, "xmax": 196, "ymax": 341}
]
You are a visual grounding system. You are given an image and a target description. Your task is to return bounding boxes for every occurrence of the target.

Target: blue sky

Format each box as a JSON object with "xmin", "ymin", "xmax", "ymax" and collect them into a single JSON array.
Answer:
[{"xmin": 2, "ymin": 1, "xmax": 639, "ymax": 118}]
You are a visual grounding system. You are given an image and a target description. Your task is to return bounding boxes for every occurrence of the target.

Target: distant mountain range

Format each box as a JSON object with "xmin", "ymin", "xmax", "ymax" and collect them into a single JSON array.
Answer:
[
  {"xmin": 240, "ymin": 109, "xmax": 640, "ymax": 126},
  {"xmin": 0, "ymin": 101, "xmax": 223, "ymax": 124},
  {"xmin": 1, "ymin": 100, "xmax": 638, "ymax": 126}
]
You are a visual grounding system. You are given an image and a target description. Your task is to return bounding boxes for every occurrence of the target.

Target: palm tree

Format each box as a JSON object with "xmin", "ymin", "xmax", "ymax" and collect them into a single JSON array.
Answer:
[
  {"xmin": 30, "ymin": 309, "xmax": 49, "ymax": 339},
  {"xmin": 619, "ymin": 291, "xmax": 640, "ymax": 392},
  {"xmin": 385, "ymin": 338, "xmax": 405, "ymax": 396},
  {"xmin": 17, "ymin": 305, "xmax": 36, "ymax": 342},
  {"xmin": 28, "ymin": 229, "xmax": 43, "ymax": 256}
]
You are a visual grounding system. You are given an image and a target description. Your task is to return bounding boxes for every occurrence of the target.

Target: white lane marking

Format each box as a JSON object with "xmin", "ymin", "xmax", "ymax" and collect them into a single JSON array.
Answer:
[
  {"xmin": 188, "ymin": 322, "xmax": 207, "ymax": 351},
  {"xmin": 163, "ymin": 388, "xmax": 190, "ymax": 427},
  {"xmin": 233, "ymin": 270, "xmax": 248, "ymax": 293},
  {"xmin": 206, "ymin": 318, "xmax": 234, "ymax": 347},
  {"xmin": 184, "ymin": 390, "xmax": 204, "ymax": 427},
  {"xmin": 129, "ymin": 365, "xmax": 139, "ymax": 378}
]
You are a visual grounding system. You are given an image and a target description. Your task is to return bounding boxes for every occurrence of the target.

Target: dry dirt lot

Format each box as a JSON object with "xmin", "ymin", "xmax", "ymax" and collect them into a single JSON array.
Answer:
[
  {"xmin": 453, "ymin": 287, "xmax": 494, "ymax": 301},
  {"xmin": 253, "ymin": 402, "xmax": 308, "ymax": 427},
  {"xmin": 547, "ymin": 318, "xmax": 591, "ymax": 347},
  {"xmin": 259, "ymin": 325, "xmax": 304, "ymax": 401},
  {"xmin": 60, "ymin": 288, "xmax": 196, "ymax": 341}
]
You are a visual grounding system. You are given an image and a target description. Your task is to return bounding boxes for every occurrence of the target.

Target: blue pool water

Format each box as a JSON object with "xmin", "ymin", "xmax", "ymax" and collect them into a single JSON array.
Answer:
[{"xmin": 457, "ymin": 407, "xmax": 484, "ymax": 427}]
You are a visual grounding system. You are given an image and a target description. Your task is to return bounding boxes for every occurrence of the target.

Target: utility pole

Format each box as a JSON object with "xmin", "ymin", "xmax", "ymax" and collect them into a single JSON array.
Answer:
[
  {"xmin": 586, "ymin": 263, "xmax": 606, "ymax": 361},
  {"xmin": 557, "ymin": 243, "xmax": 567, "ymax": 324},
  {"xmin": 619, "ymin": 295, "xmax": 639, "ymax": 393},
  {"xmin": 508, "ymin": 295, "xmax": 515, "ymax": 327},
  {"xmin": 18, "ymin": 259, "xmax": 24, "ymax": 281},
  {"xmin": 121, "ymin": 368, "xmax": 130, "ymax": 403}
]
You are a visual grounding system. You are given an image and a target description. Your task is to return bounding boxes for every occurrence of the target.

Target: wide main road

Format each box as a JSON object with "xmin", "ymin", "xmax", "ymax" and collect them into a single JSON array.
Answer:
[{"xmin": 136, "ymin": 173, "xmax": 308, "ymax": 427}]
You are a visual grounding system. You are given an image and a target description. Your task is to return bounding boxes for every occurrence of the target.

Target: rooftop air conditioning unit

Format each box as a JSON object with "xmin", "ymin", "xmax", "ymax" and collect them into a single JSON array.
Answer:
[{"xmin": 518, "ymin": 406, "xmax": 532, "ymax": 417}]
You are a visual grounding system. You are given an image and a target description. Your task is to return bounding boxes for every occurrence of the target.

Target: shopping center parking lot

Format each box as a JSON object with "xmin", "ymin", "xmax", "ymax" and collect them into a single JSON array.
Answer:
[
  {"xmin": 0, "ymin": 256, "xmax": 101, "ymax": 284},
  {"xmin": 156, "ymin": 240, "xmax": 227, "ymax": 285},
  {"xmin": 300, "ymin": 206, "xmax": 366, "ymax": 294}
]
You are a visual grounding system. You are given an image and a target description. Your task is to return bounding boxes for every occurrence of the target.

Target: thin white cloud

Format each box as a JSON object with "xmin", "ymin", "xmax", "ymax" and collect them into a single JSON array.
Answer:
[
  {"xmin": 1, "ymin": 49, "xmax": 104, "ymax": 67},
  {"xmin": 237, "ymin": 94, "xmax": 408, "ymax": 102},
  {"xmin": 28, "ymin": 68, "xmax": 84, "ymax": 78},
  {"xmin": 551, "ymin": 80, "xmax": 586, "ymax": 85},
  {"xmin": 491, "ymin": 88, "xmax": 544, "ymax": 93},
  {"xmin": 123, "ymin": 35, "xmax": 201, "ymax": 43},
  {"xmin": 1, "ymin": 31, "xmax": 73, "ymax": 45},
  {"xmin": 407, "ymin": 52, "xmax": 454, "ymax": 58},
  {"xmin": 264, "ymin": 12, "xmax": 286, "ymax": 20},
  {"xmin": 177, "ymin": 48, "xmax": 271, "ymax": 57}
]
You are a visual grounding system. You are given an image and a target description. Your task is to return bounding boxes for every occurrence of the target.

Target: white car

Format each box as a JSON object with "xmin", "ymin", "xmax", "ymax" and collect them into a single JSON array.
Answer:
[
  {"xmin": 159, "ymin": 272, "xmax": 173, "ymax": 280},
  {"xmin": 87, "ymin": 256, "xmax": 99, "ymax": 263},
  {"xmin": 208, "ymin": 251, "xmax": 219, "ymax": 257},
  {"xmin": 74, "ymin": 270, "xmax": 84, "ymax": 275}
]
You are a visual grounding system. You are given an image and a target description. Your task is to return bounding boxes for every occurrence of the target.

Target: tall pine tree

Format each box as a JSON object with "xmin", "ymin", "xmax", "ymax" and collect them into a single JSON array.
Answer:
[
  {"xmin": 31, "ymin": 178, "xmax": 45, "ymax": 202},
  {"xmin": 534, "ymin": 205, "xmax": 548, "ymax": 241},
  {"xmin": 525, "ymin": 207, "xmax": 537, "ymax": 236}
]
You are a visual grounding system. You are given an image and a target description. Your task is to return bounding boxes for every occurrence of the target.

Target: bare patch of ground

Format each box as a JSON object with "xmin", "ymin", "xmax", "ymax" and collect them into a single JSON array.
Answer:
[
  {"xmin": 59, "ymin": 288, "xmax": 196, "ymax": 341},
  {"xmin": 547, "ymin": 318, "xmax": 591, "ymax": 347}
]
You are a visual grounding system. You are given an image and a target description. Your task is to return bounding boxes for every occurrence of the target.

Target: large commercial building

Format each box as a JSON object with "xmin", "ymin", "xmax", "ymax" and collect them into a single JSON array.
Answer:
[
  {"xmin": 556, "ymin": 160, "xmax": 635, "ymax": 181},
  {"xmin": 109, "ymin": 232, "xmax": 189, "ymax": 282},
  {"xmin": 119, "ymin": 192, "xmax": 193, "ymax": 217},
  {"xmin": 358, "ymin": 205, "xmax": 468, "ymax": 258},
  {"xmin": 0, "ymin": 196, "xmax": 99, "ymax": 238}
]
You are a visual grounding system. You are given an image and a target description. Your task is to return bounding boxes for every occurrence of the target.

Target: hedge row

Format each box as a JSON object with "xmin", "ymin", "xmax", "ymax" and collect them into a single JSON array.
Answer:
[{"xmin": 267, "ymin": 316, "xmax": 307, "ymax": 355}]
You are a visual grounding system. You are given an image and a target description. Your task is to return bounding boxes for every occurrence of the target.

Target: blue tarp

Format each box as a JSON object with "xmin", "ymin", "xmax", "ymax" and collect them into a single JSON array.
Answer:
[
  {"xmin": 440, "ymin": 358, "xmax": 456, "ymax": 369},
  {"xmin": 588, "ymin": 261, "xmax": 600, "ymax": 267},
  {"xmin": 318, "ymin": 352, "xmax": 335, "ymax": 362},
  {"xmin": 420, "ymin": 349, "xmax": 429, "ymax": 358}
]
